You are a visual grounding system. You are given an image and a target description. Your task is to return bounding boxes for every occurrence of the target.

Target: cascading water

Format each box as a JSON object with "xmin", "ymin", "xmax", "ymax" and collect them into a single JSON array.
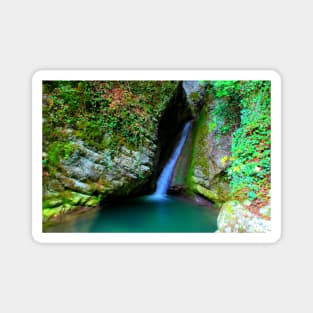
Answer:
[{"xmin": 152, "ymin": 121, "xmax": 191, "ymax": 198}]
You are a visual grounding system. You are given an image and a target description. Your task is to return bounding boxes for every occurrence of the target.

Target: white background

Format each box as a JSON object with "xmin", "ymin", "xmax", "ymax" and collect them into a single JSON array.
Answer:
[{"xmin": 0, "ymin": 0, "xmax": 312, "ymax": 312}]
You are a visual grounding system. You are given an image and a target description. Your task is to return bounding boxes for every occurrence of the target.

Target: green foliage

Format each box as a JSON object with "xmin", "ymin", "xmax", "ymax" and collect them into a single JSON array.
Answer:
[
  {"xmin": 43, "ymin": 141, "xmax": 77, "ymax": 175},
  {"xmin": 212, "ymin": 80, "xmax": 241, "ymax": 98},
  {"xmin": 206, "ymin": 81, "xmax": 241, "ymax": 140},
  {"xmin": 206, "ymin": 80, "xmax": 271, "ymax": 202},
  {"xmin": 228, "ymin": 81, "xmax": 271, "ymax": 198},
  {"xmin": 42, "ymin": 80, "xmax": 178, "ymax": 175}
]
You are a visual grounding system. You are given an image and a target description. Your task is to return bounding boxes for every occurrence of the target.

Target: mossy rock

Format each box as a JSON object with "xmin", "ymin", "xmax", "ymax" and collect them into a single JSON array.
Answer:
[
  {"xmin": 43, "ymin": 191, "xmax": 101, "ymax": 217},
  {"xmin": 193, "ymin": 184, "xmax": 220, "ymax": 202},
  {"xmin": 217, "ymin": 200, "xmax": 271, "ymax": 233},
  {"xmin": 85, "ymin": 196, "xmax": 101, "ymax": 207},
  {"xmin": 183, "ymin": 98, "xmax": 233, "ymax": 204},
  {"xmin": 43, "ymin": 198, "xmax": 63, "ymax": 209},
  {"xmin": 43, "ymin": 208, "xmax": 62, "ymax": 221}
]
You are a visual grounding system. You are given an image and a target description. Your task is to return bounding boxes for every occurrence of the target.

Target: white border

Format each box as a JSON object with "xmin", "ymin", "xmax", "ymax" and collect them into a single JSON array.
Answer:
[{"xmin": 32, "ymin": 70, "xmax": 281, "ymax": 244}]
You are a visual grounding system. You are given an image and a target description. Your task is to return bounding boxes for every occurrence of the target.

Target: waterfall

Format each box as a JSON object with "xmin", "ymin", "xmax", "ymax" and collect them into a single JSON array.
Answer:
[{"xmin": 152, "ymin": 121, "xmax": 191, "ymax": 198}]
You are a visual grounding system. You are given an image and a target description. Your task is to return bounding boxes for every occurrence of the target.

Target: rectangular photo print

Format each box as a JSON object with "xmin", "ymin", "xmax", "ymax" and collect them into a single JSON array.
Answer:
[{"xmin": 32, "ymin": 70, "xmax": 281, "ymax": 243}]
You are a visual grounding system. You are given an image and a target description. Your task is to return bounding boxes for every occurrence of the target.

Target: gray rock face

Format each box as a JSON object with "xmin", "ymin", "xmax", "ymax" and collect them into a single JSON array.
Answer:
[
  {"xmin": 187, "ymin": 99, "xmax": 233, "ymax": 203},
  {"xmin": 43, "ymin": 136, "xmax": 158, "ymax": 215},
  {"xmin": 217, "ymin": 201, "xmax": 271, "ymax": 233},
  {"xmin": 182, "ymin": 81, "xmax": 208, "ymax": 116}
]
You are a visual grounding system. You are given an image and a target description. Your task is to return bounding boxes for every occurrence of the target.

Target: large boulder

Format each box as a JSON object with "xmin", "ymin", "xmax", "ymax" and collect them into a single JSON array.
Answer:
[{"xmin": 217, "ymin": 201, "xmax": 271, "ymax": 233}]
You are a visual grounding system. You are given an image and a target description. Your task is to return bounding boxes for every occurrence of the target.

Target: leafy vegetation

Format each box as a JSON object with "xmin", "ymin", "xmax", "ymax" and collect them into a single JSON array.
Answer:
[
  {"xmin": 207, "ymin": 81, "xmax": 241, "ymax": 139},
  {"xmin": 42, "ymin": 80, "xmax": 178, "ymax": 175},
  {"xmin": 206, "ymin": 80, "xmax": 271, "ymax": 211}
]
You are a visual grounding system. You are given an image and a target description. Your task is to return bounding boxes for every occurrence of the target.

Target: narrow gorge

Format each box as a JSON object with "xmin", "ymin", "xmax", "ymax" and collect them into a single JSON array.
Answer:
[{"xmin": 42, "ymin": 80, "xmax": 271, "ymax": 233}]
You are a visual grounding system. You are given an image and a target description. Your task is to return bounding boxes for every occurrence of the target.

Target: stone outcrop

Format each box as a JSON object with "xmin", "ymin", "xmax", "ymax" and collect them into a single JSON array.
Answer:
[
  {"xmin": 171, "ymin": 100, "xmax": 232, "ymax": 203},
  {"xmin": 217, "ymin": 201, "xmax": 271, "ymax": 233},
  {"xmin": 182, "ymin": 81, "xmax": 208, "ymax": 117},
  {"xmin": 43, "ymin": 82, "xmax": 194, "ymax": 220},
  {"xmin": 43, "ymin": 138, "xmax": 157, "ymax": 220},
  {"xmin": 185, "ymin": 99, "xmax": 232, "ymax": 203},
  {"xmin": 170, "ymin": 87, "xmax": 232, "ymax": 203}
]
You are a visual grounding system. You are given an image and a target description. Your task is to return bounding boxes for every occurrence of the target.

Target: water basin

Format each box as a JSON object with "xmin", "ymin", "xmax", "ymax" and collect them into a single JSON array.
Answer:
[{"xmin": 43, "ymin": 195, "xmax": 219, "ymax": 233}]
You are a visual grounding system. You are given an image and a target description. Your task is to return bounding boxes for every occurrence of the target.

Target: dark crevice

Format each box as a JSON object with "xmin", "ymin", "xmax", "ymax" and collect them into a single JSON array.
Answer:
[{"xmin": 153, "ymin": 82, "xmax": 194, "ymax": 190}]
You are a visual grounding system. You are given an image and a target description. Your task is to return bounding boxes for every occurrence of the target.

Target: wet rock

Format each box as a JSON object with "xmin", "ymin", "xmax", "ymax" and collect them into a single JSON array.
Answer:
[
  {"xmin": 192, "ymin": 184, "xmax": 220, "ymax": 202},
  {"xmin": 193, "ymin": 194, "xmax": 214, "ymax": 206},
  {"xmin": 167, "ymin": 185, "xmax": 185, "ymax": 195}
]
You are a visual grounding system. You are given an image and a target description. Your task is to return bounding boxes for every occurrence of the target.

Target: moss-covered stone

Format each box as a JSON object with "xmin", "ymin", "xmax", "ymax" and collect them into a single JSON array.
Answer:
[
  {"xmin": 85, "ymin": 196, "xmax": 101, "ymax": 207},
  {"xmin": 42, "ymin": 191, "xmax": 102, "ymax": 223},
  {"xmin": 183, "ymin": 100, "xmax": 232, "ymax": 203},
  {"xmin": 43, "ymin": 208, "xmax": 62, "ymax": 221},
  {"xmin": 217, "ymin": 200, "xmax": 271, "ymax": 233},
  {"xmin": 42, "ymin": 198, "xmax": 63, "ymax": 209},
  {"xmin": 189, "ymin": 91, "xmax": 200, "ymax": 102},
  {"xmin": 193, "ymin": 184, "xmax": 220, "ymax": 202},
  {"xmin": 182, "ymin": 81, "xmax": 208, "ymax": 117}
]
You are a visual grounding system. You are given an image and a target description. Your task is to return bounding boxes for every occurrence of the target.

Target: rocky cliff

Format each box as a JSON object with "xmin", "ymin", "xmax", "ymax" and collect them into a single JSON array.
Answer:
[{"xmin": 42, "ymin": 81, "xmax": 192, "ymax": 220}]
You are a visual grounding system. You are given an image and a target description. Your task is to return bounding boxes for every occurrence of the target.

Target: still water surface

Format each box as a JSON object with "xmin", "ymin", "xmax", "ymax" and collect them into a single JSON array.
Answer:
[{"xmin": 43, "ymin": 195, "xmax": 219, "ymax": 233}]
